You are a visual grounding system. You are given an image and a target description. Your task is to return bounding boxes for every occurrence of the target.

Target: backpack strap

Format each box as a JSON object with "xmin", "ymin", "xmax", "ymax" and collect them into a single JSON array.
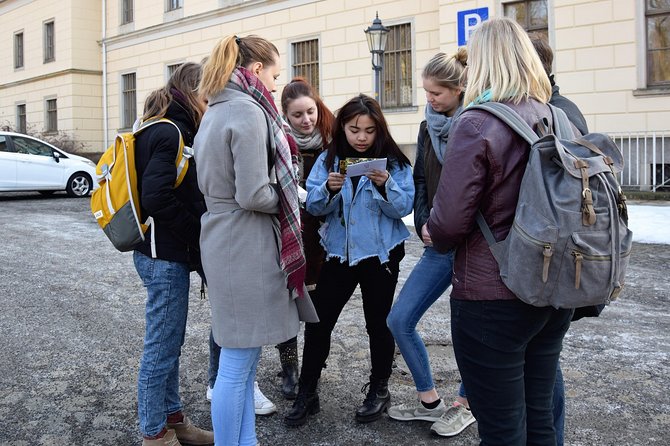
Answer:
[
  {"xmin": 548, "ymin": 103, "xmax": 576, "ymax": 139},
  {"xmin": 467, "ymin": 102, "xmax": 539, "ymax": 145}
]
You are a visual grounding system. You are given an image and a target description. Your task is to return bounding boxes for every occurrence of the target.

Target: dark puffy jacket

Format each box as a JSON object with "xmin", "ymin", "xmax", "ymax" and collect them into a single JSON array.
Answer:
[
  {"xmin": 134, "ymin": 101, "xmax": 206, "ymax": 266},
  {"xmin": 427, "ymin": 99, "xmax": 553, "ymax": 301}
]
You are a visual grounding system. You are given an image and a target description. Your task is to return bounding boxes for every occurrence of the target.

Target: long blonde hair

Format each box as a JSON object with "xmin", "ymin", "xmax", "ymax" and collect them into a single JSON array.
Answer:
[
  {"xmin": 463, "ymin": 18, "xmax": 551, "ymax": 105},
  {"xmin": 422, "ymin": 47, "xmax": 468, "ymax": 90},
  {"xmin": 199, "ymin": 35, "xmax": 279, "ymax": 98}
]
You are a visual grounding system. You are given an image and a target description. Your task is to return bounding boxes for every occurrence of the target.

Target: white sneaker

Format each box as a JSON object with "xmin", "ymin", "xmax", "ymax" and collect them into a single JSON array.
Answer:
[
  {"xmin": 254, "ymin": 381, "xmax": 277, "ymax": 416},
  {"xmin": 430, "ymin": 402, "xmax": 476, "ymax": 437},
  {"xmin": 206, "ymin": 385, "xmax": 213, "ymax": 401}
]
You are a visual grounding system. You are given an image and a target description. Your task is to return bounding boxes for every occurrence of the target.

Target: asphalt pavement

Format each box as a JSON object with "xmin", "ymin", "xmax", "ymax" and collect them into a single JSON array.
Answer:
[{"xmin": 1, "ymin": 192, "xmax": 669, "ymax": 445}]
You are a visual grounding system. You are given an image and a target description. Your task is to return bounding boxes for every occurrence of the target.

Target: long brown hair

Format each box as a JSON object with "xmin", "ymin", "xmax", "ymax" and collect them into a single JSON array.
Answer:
[
  {"xmin": 281, "ymin": 77, "xmax": 334, "ymax": 141},
  {"xmin": 324, "ymin": 94, "xmax": 410, "ymax": 170},
  {"xmin": 199, "ymin": 35, "xmax": 279, "ymax": 99},
  {"xmin": 142, "ymin": 62, "xmax": 204, "ymax": 126}
]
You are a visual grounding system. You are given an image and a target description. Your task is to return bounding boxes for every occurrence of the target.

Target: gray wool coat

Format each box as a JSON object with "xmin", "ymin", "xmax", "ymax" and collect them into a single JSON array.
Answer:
[{"xmin": 194, "ymin": 85, "xmax": 311, "ymax": 349}]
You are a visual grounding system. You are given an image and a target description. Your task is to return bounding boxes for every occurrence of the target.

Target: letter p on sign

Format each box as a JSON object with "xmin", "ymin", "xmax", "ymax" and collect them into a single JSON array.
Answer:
[{"xmin": 457, "ymin": 8, "xmax": 489, "ymax": 46}]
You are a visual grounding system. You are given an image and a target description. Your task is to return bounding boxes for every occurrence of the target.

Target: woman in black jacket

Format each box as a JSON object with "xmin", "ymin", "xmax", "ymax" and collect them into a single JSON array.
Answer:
[{"xmin": 132, "ymin": 62, "xmax": 212, "ymax": 446}]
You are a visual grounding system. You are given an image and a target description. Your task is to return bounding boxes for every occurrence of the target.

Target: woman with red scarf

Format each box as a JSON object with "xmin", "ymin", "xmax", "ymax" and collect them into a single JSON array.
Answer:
[{"xmin": 194, "ymin": 35, "xmax": 317, "ymax": 445}]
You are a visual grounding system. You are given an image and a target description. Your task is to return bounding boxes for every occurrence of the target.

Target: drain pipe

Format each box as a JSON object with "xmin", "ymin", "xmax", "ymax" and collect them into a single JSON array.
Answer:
[{"xmin": 102, "ymin": 0, "xmax": 108, "ymax": 148}]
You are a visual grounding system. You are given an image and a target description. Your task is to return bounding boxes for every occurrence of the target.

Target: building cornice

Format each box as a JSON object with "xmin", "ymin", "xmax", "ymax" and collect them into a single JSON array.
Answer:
[
  {"xmin": 102, "ymin": 0, "xmax": 315, "ymax": 51},
  {"xmin": 0, "ymin": 69, "xmax": 103, "ymax": 90}
]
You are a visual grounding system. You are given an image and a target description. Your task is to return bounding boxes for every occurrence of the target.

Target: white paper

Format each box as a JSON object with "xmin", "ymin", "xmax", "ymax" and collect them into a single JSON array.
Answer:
[
  {"xmin": 297, "ymin": 185, "xmax": 307, "ymax": 203},
  {"xmin": 345, "ymin": 157, "xmax": 387, "ymax": 177}
]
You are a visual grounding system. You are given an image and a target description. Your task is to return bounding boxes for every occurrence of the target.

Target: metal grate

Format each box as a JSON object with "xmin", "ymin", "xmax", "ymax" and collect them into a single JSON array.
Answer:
[
  {"xmin": 292, "ymin": 39, "xmax": 320, "ymax": 93},
  {"xmin": 122, "ymin": 0, "xmax": 134, "ymax": 24},
  {"xmin": 382, "ymin": 23, "xmax": 413, "ymax": 108},
  {"xmin": 122, "ymin": 73, "xmax": 137, "ymax": 129},
  {"xmin": 609, "ymin": 130, "xmax": 670, "ymax": 192}
]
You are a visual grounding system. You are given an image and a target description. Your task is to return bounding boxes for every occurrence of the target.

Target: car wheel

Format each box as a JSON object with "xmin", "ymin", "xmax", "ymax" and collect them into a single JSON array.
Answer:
[
  {"xmin": 38, "ymin": 191, "xmax": 56, "ymax": 196},
  {"xmin": 66, "ymin": 172, "xmax": 92, "ymax": 197}
]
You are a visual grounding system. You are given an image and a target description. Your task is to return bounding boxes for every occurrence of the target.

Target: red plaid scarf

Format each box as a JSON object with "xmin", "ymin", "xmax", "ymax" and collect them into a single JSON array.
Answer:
[{"xmin": 229, "ymin": 67, "xmax": 306, "ymax": 297}]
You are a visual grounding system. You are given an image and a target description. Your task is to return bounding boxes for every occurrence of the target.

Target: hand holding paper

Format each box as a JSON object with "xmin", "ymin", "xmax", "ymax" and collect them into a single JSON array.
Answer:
[{"xmin": 344, "ymin": 157, "xmax": 387, "ymax": 177}]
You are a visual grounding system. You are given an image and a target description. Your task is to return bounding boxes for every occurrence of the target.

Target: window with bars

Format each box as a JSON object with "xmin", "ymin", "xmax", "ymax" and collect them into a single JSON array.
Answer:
[
  {"xmin": 46, "ymin": 99, "xmax": 58, "ymax": 132},
  {"xmin": 122, "ymin": 0, "xmax": 134, "ymax": 24},
  {"xmin": 291, "ymin": 39, "xmax": 320, "ymax": 92},
  {"xmin": 646, "ymin": 1, "xmax": 670, "ymax": 87},
  {"xmin": 44, "ymin": 21, "xmax": 55, "ymax": 63},
  {"xmin": 382, "ymin": 23, "xmax": 413, "ymax": 109},
  {"xmin": 122, "ymin": 73, "xmax": 137, "ymax": 129},
  {"xmin": 14, "ymin": 32, "xmax": 24, "ymax": 69},
  {"xmin": 166, "ymin": 0, "xmax": 182, "ymax": 11},
  {"xmin": 167, "ymin": 63, "xmax": 183, "ymax": 80},
  {"xmin": 17, "ymin": 104, "xmax": 27, "ymax": 134},
  {"xmin": 503, "ymin": 0, "xmax": 548, "ymax": 41}
]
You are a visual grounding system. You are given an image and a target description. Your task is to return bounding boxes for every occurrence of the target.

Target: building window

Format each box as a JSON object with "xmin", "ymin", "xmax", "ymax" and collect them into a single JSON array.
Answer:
[
  {"xmin": 382, "ymin": 23, "xmax": 413, "ymax": 109},
  {"xmin": 44, "ymin": 20, "xmax": 55, "ymax": 63},
  {"xmin": 122, "ymin": 0, "xmax": 134, "ymax": 24},
  {"xmin": 167, "ymin": 63, "xmax": 183, "ymax": 80},
  {"xmin": 646, "ymin": 1, "xmax": 670, "ymax": 87},
  {"xmin": 166, "ymin": 0, "xmax": 182, "ymax": 11},
  {"xmin": 46, "ymin": 99, "xmax": 58, "ymax": 132},
  {"xmin": 16, "ymin": 104, "xmax": 27, "ymax": 134},
  {"xmin": 503, "ymin": 0, "xmax": 549, "ymax": 40},
  {"xmin": 291, "ymin": 39, "xmax": 320, "ymax": 92},
  {"xmin": 14, "ymin": 32, "xmax": 24, "ymax": 69},
  {"xmin": 122, "ymin": 73, "xmax": 137, "ymax": 129}
]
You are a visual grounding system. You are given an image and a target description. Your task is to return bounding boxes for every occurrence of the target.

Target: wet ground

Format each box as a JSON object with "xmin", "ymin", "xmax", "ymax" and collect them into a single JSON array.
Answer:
[{"xmin": 1, "ymin": 192, "xmax": 668, "ymax": 445}]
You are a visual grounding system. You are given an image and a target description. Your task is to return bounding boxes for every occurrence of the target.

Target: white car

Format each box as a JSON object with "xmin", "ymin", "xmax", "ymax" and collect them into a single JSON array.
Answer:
[{"xmin": 0, "ymin": 131, "xmax": 98, "ymax": 197}]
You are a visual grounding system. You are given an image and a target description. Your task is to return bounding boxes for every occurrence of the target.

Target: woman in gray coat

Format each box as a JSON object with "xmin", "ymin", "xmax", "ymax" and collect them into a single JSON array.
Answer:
[{"xmin": 194, "ymin": 34, "xmax": 316, "ymax": 445}]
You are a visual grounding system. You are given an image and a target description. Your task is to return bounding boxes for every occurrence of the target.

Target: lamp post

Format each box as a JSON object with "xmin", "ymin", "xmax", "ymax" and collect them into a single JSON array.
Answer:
[{"xmin": 365, "ymin": 12, "xmax": 390, "ymax": 103}]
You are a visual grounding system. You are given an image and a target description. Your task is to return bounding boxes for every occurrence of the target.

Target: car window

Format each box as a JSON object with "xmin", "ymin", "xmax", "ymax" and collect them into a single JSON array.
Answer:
[
  {"xmin": 0, "ymin": 136, "xmax": 8, "ymax": 152},
  {"xmin": 12, "ymin": 136, "xmax": 54, "ymax": 157}
]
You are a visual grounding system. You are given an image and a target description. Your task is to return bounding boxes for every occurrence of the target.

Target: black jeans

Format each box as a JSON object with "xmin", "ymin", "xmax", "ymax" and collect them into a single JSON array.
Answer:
[
  {"xmin": 300, "ymin": 244, "xmax": 404, "ymax": 386},
  {"xmin": 450, "ymin": 298, "xmax": 573, "ymax": 446}
]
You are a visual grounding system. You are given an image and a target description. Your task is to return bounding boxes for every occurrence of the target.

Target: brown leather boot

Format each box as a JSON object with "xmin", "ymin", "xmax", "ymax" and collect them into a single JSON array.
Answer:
[{"xmin": 167, "ymin": 415, "xmax": 214, "ymax": 446}]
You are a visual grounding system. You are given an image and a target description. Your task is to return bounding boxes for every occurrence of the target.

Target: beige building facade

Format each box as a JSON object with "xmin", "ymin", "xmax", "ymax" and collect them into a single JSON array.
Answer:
[{"xmin": 1, "ymin": 0, "xmax": 668, "ymax": 162}]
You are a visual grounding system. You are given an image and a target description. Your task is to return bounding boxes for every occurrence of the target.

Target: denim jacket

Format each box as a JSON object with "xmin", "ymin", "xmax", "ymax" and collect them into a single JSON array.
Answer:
[{"xmin": 306, "ymin": 151, "xmax": 414, "ymax": 266}]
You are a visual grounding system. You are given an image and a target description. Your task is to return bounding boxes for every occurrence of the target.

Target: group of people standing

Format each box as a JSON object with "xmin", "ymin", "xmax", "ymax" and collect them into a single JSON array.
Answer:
[{"xmin": 130, "ymin": 17, "xmax": 588, "ymax": 446}]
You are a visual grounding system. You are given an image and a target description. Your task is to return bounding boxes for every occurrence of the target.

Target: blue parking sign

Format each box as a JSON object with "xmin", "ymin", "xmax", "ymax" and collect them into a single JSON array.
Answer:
[{"xmin": 457, "ymin": 8, "xmax": 489, "ymax": 46}]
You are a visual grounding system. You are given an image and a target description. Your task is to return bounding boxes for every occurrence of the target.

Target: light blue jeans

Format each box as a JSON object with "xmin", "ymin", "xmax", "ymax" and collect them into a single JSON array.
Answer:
[
  {"xmin": 387, "ymin": 246, "xmax": 455, "ymax": 392},
  {"xmin": 211, "ymin": 346, "xmax": 261, "ymax": 446},
  {"xmin": 133, "ymin": 251, "xmax": 190, "ymax": 437}
]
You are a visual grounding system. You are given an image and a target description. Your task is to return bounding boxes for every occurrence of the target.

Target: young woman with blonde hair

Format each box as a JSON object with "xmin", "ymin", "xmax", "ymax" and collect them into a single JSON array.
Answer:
[
  {"xmin": 386, "ymin": 49, "xmax": 476, "ymax": 438},
  {"xmin": 427, "ymin": 18, "xmax": 573, "ymax": 445},
  {"xmin": 194, "ymin": 35, "xmax": 317, "ymax": 445}
]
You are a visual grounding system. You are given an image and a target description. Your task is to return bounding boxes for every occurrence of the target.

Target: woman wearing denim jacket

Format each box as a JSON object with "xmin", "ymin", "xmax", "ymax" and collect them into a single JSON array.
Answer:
[{"xmin": 284, "ymin": 94, "xmax": 414, "ymax": 427}]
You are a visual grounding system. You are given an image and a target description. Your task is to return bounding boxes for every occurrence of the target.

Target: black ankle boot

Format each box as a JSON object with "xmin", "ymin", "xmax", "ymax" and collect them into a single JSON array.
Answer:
[
  {"xmin": 276, "ymin": 339, "xmax": 299, "ymax": 400},
  {"xmin": 283, "ymin": 380, "xmax": 320, "ymax": 427},
  {"xmin": 355, "ymin": 378, "xmax": 391, "ymax": 423}
]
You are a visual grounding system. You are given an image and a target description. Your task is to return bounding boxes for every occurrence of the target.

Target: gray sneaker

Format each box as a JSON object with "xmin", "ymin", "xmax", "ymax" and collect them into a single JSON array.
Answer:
[
  {"xmin": 388, "ymin": 400, "xmax": 446, "ymax": 422},
  {"xmin": 430, "ymin": 403, "xmax": 476, "ymax": 437}
]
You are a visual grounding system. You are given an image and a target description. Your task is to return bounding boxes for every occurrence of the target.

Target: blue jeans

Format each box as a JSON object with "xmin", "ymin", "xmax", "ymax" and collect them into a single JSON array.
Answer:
[
  {"xmin": 554, "ymin": 364, "xmax": 565, "ymax": 446},
  {"xmin": 451, "ymin": 298, "xmax": 572, "ymax": 446},
  {"xmin": 387, "ymin": 247, "xmax": 454, "ymax": 392},
  {"xmin": 211, "ymin": 347, "xmax": 261, "ymax": 446},
  {"xmin": 133, "ymin": 251, "xmax": 190, "ymax": 437}
]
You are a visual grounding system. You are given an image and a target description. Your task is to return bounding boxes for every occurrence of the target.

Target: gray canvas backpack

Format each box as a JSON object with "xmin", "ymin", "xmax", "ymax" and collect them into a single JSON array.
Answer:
[{"xmin": 470, "ymin": 102, "xmax": 632, "ymax": 309}]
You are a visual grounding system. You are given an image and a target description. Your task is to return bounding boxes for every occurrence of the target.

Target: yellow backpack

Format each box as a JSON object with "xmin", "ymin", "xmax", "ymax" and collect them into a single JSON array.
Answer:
[{"xmin": 90, "ymin": 118, "xmax": 189, "ymax": 252}]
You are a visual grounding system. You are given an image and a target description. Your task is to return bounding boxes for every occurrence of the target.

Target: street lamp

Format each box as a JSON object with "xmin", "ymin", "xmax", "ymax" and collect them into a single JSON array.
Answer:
[{"xmin": 365, "ymin": 12, "xmax": 390, "ymax": 103}]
